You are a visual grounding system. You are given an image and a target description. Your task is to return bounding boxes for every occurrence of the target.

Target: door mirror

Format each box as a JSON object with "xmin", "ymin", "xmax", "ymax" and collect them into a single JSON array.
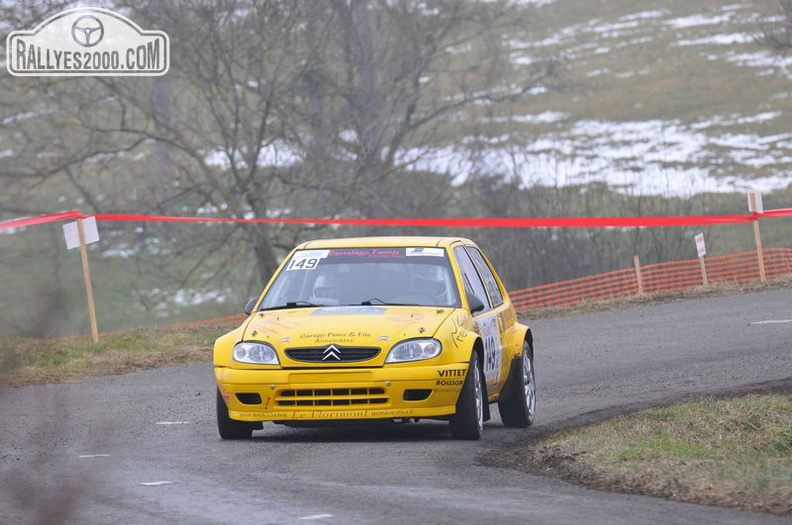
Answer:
[
  {"xmin": 243, "ymin": 297, "xmax": 258, "ymax": 316},
  {"xmin": 467, "ymin": 293, "xmax": 486, "ymax": 314}
]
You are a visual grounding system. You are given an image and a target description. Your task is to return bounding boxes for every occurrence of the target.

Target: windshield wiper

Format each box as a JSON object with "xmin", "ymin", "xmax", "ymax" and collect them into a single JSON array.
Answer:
[
  {"xmin": 360, "ymin": 297, "xmax": 386, "ymax": 305},
  {"xmin": 259, "ymin": 301, "xmax": 323, "ymax": 311},
  {"xmin": 360, "ymin": 298, "xmax": 421, "ymax": 306}
]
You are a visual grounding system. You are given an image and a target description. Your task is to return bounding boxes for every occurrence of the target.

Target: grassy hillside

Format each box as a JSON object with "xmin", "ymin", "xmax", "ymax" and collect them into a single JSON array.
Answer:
[{"xmin": 475, "ymin": 0, "xmax": 792, "ymax": 194}]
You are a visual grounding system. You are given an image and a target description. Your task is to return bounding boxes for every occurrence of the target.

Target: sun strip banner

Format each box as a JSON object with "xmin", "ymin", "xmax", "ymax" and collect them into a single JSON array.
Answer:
[{"xmin": 1, "ymin": 209, "xmax": 790, "ymax": 231}]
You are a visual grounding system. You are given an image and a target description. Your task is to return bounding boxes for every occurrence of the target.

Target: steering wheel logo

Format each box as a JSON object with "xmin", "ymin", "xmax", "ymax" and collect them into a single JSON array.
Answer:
[{"xmin": 71, "ymin": 15, "xmax": 104, "ymax": 47}]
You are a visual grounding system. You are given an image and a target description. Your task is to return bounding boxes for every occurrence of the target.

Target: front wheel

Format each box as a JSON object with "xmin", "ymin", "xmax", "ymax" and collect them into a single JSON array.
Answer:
[
  {"xmin": 216, "ymin": 388, "xmax": 254, "ymax": 439},
  {"xmin": 450, "ymin": 352, "xmax": 485, "ymax": 440},
  {"xmin": 498, "ymin": 342, "xmax": 536, "ymax": 428}
]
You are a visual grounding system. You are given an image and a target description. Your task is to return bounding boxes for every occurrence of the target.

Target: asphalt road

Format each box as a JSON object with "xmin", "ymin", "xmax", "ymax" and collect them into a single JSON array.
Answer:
[{"xmin": 2, "ymin": 289, "xmax": 791, "ymax": 524}]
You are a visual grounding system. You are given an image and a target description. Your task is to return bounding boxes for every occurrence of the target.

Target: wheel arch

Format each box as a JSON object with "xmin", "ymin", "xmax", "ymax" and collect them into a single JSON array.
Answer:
[
  {"xmin": 470, "ymin": 336, "xmax": 491, "ymax": 421},
  {"xmin": 514, "ymin": 322, "xmax": 533, "ymax": 360},
  {"xmin": 496, "ymin": 324, "xmax": 533, "ymax": 406}
]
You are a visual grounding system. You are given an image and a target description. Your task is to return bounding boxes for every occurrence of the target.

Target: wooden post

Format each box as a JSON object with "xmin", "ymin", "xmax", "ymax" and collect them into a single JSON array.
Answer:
[
  {"xmin": 749, "ymin": 192, "xmax": 767, "ymax": 283},
  {"xmin": 633, "ymin": 255, "xmax": 644, "ymax": 295},
  {"xmin": 77, "ymin": 217, "xmax": 100, "ymax": 343},
  {"xmin": 698, "ymin": 256, "xmax": 709, "ymax": 287}
]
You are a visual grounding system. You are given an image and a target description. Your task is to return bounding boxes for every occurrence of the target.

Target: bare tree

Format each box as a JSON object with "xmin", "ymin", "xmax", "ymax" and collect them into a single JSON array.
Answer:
[
  {"xmin": 301, "ymin": 0, "xmax": 555, "ymax": 216},
  {"xmin": 1, "ymin": 0, "xmax": 555, "ymax": 287},
  {"xmin": 759, "ymin": 0, "xmax": 792, "ymax": 52}
]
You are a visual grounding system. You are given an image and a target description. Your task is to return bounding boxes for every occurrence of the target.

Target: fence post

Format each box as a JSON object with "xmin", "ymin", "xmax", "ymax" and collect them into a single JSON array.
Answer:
[
  {"xmin": 698, "ymin": 256, "xmax": 709, "ymax": 287},
  {"xmin": 748, "ymin": 192, "xmax": 767, "ymax": 283},
  {"xmin": 633, "ymin": 255, "xmax": 644, "ymax": 295},
  {"xmin": 76, "ymin": 217, "xmax": 100, "ymax": 344}
]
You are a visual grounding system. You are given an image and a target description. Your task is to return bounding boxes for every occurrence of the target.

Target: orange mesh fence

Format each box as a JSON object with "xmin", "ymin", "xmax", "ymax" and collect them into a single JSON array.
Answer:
[
  {"xmin": 510, "ymin": 248, "xmax": 792, "ymax": 311},
  {"xmin": 509, "ymin": 268, "xmax": 639, "ymax": 309}
]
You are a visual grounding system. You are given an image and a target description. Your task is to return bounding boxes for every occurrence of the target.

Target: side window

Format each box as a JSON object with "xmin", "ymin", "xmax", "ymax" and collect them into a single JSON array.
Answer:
[
  {"xmin": 453, "ymin": 246, "xmax": 490, "ymax": 313},
  {"xmin": 466, "ymin": 247, "xmax": 504, "ymax": 308}
]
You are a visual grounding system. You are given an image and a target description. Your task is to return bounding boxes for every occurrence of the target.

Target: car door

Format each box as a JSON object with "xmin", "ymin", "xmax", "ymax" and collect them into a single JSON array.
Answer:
[
  {"xmin": 452, "ymin": 245, "xmax": 504, "ymax": 392},
  {"xmin": 464, "ymin": 245, "xmax": 515, "ymax": 387}
]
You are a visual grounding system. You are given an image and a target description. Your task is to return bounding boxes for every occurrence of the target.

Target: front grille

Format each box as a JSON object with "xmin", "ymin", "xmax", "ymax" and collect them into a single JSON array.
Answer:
[
  {"xmin": 285, "ymin": 346, "xmax": 380, "ymax": 363},
  {"xmin": 277, "ymin": 387, "xmax": 388, "ymax": 407}
]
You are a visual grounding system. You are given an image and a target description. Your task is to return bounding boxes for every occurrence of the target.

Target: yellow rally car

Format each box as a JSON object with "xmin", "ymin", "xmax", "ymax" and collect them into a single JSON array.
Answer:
[{"xmin": 214, "ymin": 236, "xmax": 536, "ymax": 440}]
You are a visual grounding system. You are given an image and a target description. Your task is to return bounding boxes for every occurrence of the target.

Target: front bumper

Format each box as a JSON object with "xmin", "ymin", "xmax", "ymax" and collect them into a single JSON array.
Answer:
[{"xmin": 215, "ymin": 363, "xmax": 470, "ymax": 422}]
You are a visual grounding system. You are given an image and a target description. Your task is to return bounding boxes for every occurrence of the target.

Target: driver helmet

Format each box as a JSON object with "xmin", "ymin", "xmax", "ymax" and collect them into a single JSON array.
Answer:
[
  {"xmin": 412, "ymin": 266, "xmax": 447, "ymax": 300},
  {"xmin": 312, "ymin": 273, "xmax": 342, "ymax": 301}
]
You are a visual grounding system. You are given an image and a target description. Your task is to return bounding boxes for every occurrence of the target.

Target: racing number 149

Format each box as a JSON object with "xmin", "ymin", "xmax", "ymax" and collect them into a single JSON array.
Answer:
[
  {"xmin": 478, "ymin": 317, "xmax": 501, "ymax": 383},
  {"xmin": 287, "ymin": 258, "xmax": 320, "ymax": 271}
]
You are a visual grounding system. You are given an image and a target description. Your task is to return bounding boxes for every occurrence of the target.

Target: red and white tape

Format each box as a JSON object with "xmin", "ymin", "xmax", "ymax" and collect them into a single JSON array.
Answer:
[{"xmin": 1, "ymin": 209, "xmax": 790, "ymax": 232}]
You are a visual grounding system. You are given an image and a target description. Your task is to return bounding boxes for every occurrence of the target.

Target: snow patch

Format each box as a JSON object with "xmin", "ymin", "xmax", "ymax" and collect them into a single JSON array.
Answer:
[{"xmin": 666, "ymin": 13, "xmax": 733, "ymax": 29}]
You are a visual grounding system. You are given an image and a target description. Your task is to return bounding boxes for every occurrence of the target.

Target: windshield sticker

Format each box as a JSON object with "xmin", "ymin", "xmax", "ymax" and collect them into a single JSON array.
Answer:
[
  {"xmin": 311, "ymin": 306, "xmax": 387, "ymax": 316},
  {"xmin": 327, "ymin": 248, "xmax": 404, "ymax": 258},
  {"xmin": 406, "ymin": 247, "xmax": 445, "ymax": 257},
  {"xmin": 285, "ymin": 249, "xmax": 329, "ymax": 271}
]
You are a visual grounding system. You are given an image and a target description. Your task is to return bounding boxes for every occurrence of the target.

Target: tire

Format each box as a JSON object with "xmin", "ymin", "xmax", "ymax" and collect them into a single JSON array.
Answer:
[
  {"xmin": 216, "ymin": 388, "xmax": 254, "ymax": 440},
  {"xmin": 498, "ymin": 342, "xmax": 536, "ymax": 428},
  {"xmin": 450, "ymin": 352, "xmax": 485, "ymax": 440}
]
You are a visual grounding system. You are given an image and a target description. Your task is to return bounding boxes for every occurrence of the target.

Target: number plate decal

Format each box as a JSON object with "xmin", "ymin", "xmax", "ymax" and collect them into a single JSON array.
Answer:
[{"xmin": 477, "ymin": 316, "xmax": 502, "ymax": 386}]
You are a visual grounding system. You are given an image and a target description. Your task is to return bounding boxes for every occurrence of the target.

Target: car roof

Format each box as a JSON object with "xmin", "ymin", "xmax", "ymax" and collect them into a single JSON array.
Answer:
[{"xmin": 297, "ymin": 236, "xmax": 474, "ymax": 249}]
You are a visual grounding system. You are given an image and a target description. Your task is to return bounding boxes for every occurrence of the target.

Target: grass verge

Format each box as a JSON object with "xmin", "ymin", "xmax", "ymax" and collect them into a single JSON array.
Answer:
[
  {"xmin": 513, "ymin": 395, "xmax": 792, "ymax": 515},
  {"xmin": 0, "ymin": 324, "xmax": 222, "ymax": 388}
]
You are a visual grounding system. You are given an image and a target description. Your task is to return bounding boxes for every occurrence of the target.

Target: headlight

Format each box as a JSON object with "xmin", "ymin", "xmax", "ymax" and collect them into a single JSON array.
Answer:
[
  {"xmin": 385, "ymin": 338, "xmax": 442, "ymax": 363},
  {"xmin": 233, "ymin": 342, "xmax": 279, "ymax": 365}
]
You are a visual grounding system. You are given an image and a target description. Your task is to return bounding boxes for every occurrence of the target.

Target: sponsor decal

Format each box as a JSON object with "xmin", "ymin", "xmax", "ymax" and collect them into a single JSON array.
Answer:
[
  {"xmin": 434, "ymin": 387, "xmax": 462, "ymax": 393},
  {"xmin": 236, "ymin": 411, "xmax": 291, "ymax": 419},
  {"xmin": 299, "ymin": 331, "xmax": 371, "ymax": 345},
  {"xmin": 438, "ymin": 369, "xmax": 466, "ymax": 378},
  {"xmin": 327, "ymin": 248, "xmax": 404, "ymax": 258},
  {"xmin": 311, "ymin": 409, "xmax": 415, "ymax": 418},
  {"xmin": 239, "ymin": 409, "xmax": 416, "ymax": 419},
  {"xmin": 436, "ymin": 379, "xmax": 464, "ymax": 386},
  {"xmin": 7, "ymin": 7, "xmax": 169, "ymax": 76},
  {"xmin": 450, "ymin": 315, "xmax": 469, "ymax": 348},
  {"xmin": 387, "ymin": 312, "xmax": 426, "ymax": 325},
  {"xmin": 253, "ymin": 316, "xmax": 300, "ymax": 334},
  {"xmin": 312, "ymin": 306, "xmax": 386, "ymax": 316},
  {"xmin": 406, "ymin": 247, "xmax": 445, "ymax": 257}
]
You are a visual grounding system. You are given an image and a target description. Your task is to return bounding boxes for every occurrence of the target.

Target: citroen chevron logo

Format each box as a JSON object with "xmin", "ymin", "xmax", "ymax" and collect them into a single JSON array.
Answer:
[{"xmin": 322, "ymin": 344, "xmax": 341, "ymax": 361}]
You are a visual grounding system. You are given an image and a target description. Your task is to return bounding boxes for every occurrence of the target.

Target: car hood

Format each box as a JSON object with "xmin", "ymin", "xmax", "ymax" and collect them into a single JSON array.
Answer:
[{"xmin": 243, "ymin": 305, "xmax": 455, "ymax": 350}]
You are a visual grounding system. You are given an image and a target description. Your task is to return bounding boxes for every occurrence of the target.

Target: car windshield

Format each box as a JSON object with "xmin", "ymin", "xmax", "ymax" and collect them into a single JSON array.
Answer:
[{"xmin": 259, "ymin": 246, "xmax": 461, "ymax": 309}]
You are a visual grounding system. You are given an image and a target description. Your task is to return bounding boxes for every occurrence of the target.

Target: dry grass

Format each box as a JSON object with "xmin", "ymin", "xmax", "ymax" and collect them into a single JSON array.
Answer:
[
  {"xmin": 518, "ymin": 395, "xmax": 792, "ymax": 515},
  {"xmin": 0, "ymin": 325, "xmax": 222, "ymax": 388}
]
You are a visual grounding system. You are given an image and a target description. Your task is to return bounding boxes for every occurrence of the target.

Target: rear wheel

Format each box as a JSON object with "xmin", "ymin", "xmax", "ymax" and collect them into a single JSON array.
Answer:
[
  {"xmin": 450, "ymin": 352, "xmax": 485, "ymax": 440},
  {"xmin": 498, "ymin": 342, "xmax": 536, "ymax": 427},
  {"xmin": 216, "ymin": 388, "xmax": 254, "ymax": 439}
]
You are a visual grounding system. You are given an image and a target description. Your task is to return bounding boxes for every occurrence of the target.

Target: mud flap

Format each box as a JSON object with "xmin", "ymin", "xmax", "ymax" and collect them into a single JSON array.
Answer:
[{"xmin": 497, "ymin": 356, "xmax": 523, "ymax": 404}]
